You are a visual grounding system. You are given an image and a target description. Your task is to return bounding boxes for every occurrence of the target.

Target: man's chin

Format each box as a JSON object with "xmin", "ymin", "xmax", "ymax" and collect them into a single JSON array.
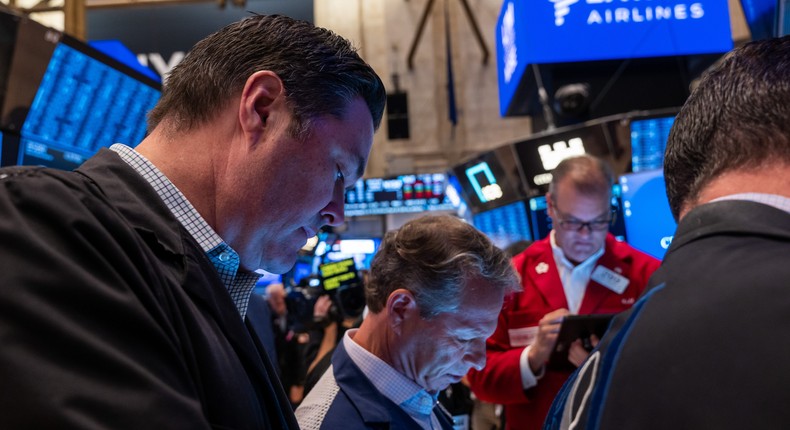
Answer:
[{"xmin": 253, "ymin": 254, "xmax": 298, "ymax": 275}]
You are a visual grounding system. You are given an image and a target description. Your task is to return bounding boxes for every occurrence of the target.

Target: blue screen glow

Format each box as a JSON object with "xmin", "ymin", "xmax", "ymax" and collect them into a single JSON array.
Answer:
[
  {"xmin": 630, "ymin": 116, "xmax": 675, "ymax": 172},
  {"xmin": 620, "ymin": 169, "xmax": 677, "ymax": 259},
  {"xmin": 19, "ymin": 43, "xmax": 159, "ymax": 167},
  {"xmin": 496, "ymin": 0, "xmax": 733, "ymax": 114},
  {"xmin": 473, "ymin": 200, "xmax": 532, "ymax": 250}
]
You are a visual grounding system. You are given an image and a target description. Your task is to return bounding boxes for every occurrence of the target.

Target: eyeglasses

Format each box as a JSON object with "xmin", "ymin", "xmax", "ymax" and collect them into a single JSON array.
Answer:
[{"xmin": 552, "ymin": 207, "xmax": 613, "ymax": 232}]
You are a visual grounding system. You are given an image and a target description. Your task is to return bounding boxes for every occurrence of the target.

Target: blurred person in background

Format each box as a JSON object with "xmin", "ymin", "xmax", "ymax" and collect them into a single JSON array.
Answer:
[{"xmin": 468, "ymin": 155, "xmax": 660, "ymax": 429}]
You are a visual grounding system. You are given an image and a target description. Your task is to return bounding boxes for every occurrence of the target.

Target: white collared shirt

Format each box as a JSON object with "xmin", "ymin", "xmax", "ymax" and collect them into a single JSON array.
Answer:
[
  {"xmin": 549, "ymin": 230, "xmax": 605, "ymax": 314},
  {"xmin": 711, "ymin": 193, "xmax": 790, "ymax": 214},
  {"xmin": 519, "ymin": 231, "xmax": 604, "ymax": 390}
]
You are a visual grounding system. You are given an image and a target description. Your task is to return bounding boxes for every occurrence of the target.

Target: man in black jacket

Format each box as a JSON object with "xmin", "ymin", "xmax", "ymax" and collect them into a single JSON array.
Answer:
[
  {"xmin": 0, "ymin": 15, "xmax": 385, "ymax": 429},
  {"xmin": 544, "ymin": 35, "xmax": 790, "ymax": 430}
]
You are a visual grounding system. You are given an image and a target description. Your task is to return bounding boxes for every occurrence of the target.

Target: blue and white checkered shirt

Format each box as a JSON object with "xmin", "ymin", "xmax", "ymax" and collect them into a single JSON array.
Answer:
[
  {"xmin": 343, "ymin": 329, "xmax": 441, "ymax": 430},
  {"xmin": 110, "ymin": 144, "xmax": 258, "ymax": 319}
]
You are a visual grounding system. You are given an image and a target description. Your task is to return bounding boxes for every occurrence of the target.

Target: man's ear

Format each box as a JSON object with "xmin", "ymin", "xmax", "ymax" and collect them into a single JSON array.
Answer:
[
  {"xmin": 238, "ymin": 70, "xmax": 285, "ymax": 140},
  {"xmin": 386, "ymin": 289, "xmax": 419, "ymax": 336},
  {"xmin": 546, "ymin": 192, "xmax": 555, "ymax": 218}
]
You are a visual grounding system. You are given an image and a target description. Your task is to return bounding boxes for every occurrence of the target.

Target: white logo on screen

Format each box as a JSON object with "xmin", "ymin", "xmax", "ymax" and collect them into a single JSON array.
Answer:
[
  {"xmin": 660, "ymin": 235, "xmax": 674, "ymax": 249},
  {"xmin": 550, "ymin": 0, "xmax": 580, "ymax": 26},
  {"xmin": 537, "ymin": 137, "xmax": 585, "ymax": 170},
  {"xmin": 549, "ymin": 0, "xmax": 706, "ymax": 27}
]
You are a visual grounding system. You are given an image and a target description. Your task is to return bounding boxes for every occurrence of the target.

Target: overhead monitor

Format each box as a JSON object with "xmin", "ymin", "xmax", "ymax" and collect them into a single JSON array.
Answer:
[
  {"xmin": 630, "ymin": 115, "xmax": 676, "ymax": 172},
  {"xmin": 514, "ymin": 120, "xmax": 621, "ymax": 194},
  {"xmin": 0, "ymin": 11, "xmax": 160, "ymax": 169},
  {"xmin": 344, "ymin": 172, "xmax": 457, "ymax": 217},
  {"xmin": 472, "ymin": 199, "xmax": 532, "ymax": 250},
  {"xmin": 451, "ymin": 145, "xmax": 527, "ymax": 213},
  {"xmin": 619, "ymin": 169, "xmax": 677, "ymax": 259},
  {"xmin": 495, "ymin": 0, "xmax": 732, "ymax": 115}
]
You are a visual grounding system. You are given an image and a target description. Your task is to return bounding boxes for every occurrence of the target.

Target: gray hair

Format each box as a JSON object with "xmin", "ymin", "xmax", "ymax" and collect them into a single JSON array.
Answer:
[{"xmin": 365, "ymin": 215, "xmax": 520, "ymax": 319}]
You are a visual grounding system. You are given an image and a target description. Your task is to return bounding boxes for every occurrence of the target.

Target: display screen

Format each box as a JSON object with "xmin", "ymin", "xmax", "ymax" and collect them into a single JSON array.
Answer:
[
  {"xmin": 619, "ymin": 169, "xmax": 677, "ymax": 259},
  {"xmin": 495, "ymin": 0, "xmax": 732, "ymax": 116},
  {"xmin": 344, "ymin": 173, "xmax": 457, "ymax": 216},
  {"xmin": 473, "ymin": 200, "xmax": 532, "ymax": 250},
  {"xmin": 444, "ymin": 173, "xmax": 470, "ymax": 219},
  {"xmin": 319, "ymin": 258, "xmax": 360, "ymax": 291},
  {"xmin": 514, "ymin": 122, "xmax": 614, "ymax": 194},
  {"xmin": 528, "ymin": 195, "xmax": 554, "ymax": 241},
  {"xmin": 452, "ymin": 145, "xmax": 527, "ymax": 213},
  {"xmin": 17, "ymin": 43, "xmax": 159, "ymax": 169},
  {"xmin": 17, "ymin": 135, "xmax": 91, "ymax": 171},
  {"xmin": 630, "ymin": 115, "xmax": 675, "ymax": 172}
]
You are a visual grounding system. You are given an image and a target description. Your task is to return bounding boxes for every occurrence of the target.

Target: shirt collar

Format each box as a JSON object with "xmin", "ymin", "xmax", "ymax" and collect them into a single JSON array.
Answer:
[
  {"xmin": 343, "ymin": 329, "xmax": 437, "ymax": 416},
  {"xmin": 110, "ymin": 144, "xmax": 256, "ymax": 318},
  {"xmin": 711, "ymin": 193, "xmax": 790, "ymax": 215}
]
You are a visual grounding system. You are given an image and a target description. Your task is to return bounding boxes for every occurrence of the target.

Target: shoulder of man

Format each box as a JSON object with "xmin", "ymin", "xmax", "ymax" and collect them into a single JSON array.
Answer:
[
  {"xmin": 603, "ymin": 235, "xmax": 661, "ymax": 270},
  {"xmin": 543, "ymin": 283, "xmax": 665, "ymax": 430}
]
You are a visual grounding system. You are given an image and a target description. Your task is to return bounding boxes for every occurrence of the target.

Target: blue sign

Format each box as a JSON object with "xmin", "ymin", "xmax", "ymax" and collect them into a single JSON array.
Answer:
[{"xmin": 496, "ymin": 0, "xmax": 733, "ymax": 115}]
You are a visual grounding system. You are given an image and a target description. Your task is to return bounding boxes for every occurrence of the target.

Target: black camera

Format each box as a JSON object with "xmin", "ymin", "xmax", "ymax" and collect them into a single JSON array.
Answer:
[{"xmin": 285, "ymin": 259, "xmax": 366, "ymax": 332}]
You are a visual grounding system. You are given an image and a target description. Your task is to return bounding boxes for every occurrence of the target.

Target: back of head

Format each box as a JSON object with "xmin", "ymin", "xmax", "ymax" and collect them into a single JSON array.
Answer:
[
  {"xmin": 147, "ymin": 14, "xmax": 386, "ymax": 137},
  {"xmin": 664, "ymin": 36, "xmax": 790, "ymax": 219},
  {"xmin": 365, "ymin": 215, "xmax": 519, "ymax": 318},
  {"xmin": 548, "ymin": 154, "xmax": 614, "ymax": 202}
]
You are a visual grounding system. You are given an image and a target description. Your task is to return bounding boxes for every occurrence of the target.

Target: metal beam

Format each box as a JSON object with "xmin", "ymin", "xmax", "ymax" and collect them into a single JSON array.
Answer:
[
  {"xmin": 63, "ymin": 0, "xmax": 85, "ymax": 39},
  {"xmin": 406, "ymin": 0, "xmax": 489, "ymax": 70}
]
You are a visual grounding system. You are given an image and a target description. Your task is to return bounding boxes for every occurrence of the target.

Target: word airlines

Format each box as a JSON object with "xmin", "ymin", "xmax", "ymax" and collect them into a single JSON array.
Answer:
[{"xmin": 551, "ymin": 0, "xmax": 706, "ymax": 27}]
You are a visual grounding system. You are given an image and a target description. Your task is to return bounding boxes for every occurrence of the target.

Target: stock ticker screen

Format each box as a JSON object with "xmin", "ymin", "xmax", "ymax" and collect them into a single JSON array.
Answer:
[
  {"xmin": 18, "ymin": 43, "xmax": 159, "ymax": 169},
  {"xmin": 630, "ymin": 116, "xmax": 675, "ymax": 172},
  {"xmin": 473, "ymin": 199, "xmax": 532, "ymax": 250},
  {"xmin": 344, "ymin": 173, "xmax": 456, "ymax": 216}
]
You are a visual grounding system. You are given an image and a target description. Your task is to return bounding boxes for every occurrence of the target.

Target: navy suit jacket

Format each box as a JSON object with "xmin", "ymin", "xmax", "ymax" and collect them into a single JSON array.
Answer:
[{"xmin": 297, "ymin": 339, "xmax": 455, "ymax": 429}]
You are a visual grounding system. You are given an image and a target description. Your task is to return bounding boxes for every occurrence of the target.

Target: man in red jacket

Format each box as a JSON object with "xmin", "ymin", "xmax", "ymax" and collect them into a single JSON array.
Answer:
[{"xmin": 467, "ymin": 155, "xmax": 660, "ymax": 429}]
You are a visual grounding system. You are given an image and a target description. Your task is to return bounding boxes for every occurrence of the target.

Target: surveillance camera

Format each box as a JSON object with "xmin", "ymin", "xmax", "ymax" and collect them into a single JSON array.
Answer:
[{"xmin": 553, "ymin": 83, "xmax": 591, "ymax": 117}]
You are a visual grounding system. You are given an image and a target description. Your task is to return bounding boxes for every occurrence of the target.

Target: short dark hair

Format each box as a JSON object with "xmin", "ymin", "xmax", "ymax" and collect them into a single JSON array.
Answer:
[
  {"xmin": 365, "ymin": 215, "xmax": 520, "ymax": 319},
  {"xmin": 664, "ymin": 36, "xmax": 790, "ymax": 219},
  {"xmin": 548, "ymin": 155, "xmax": 614, "ymax": 203},
  {"xmin": 147, "ymin": 14, "xmax": 386, "ymax": 138}
]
